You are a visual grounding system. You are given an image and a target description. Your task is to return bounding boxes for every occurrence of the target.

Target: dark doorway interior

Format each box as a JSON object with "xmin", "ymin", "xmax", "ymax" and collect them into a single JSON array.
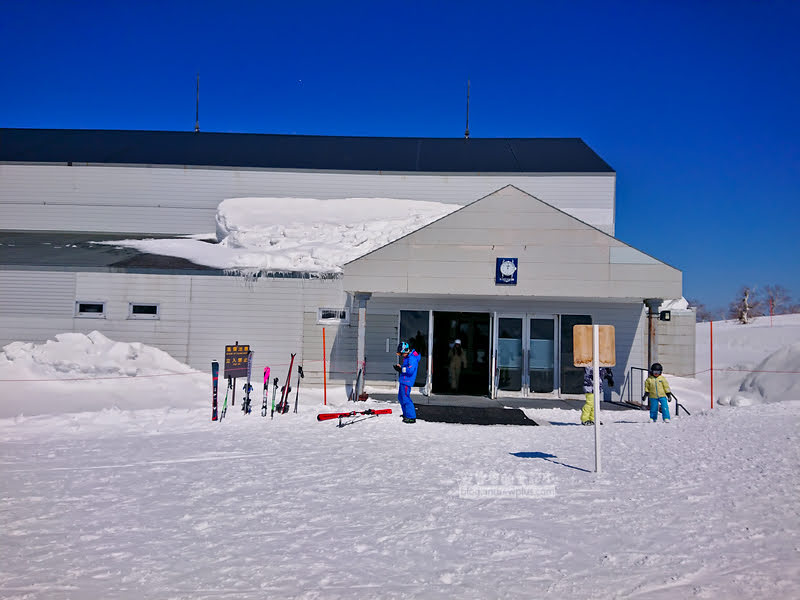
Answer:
[{"xmin": 432, "ymin": 312, "xmax": 491, "ymax": 395}]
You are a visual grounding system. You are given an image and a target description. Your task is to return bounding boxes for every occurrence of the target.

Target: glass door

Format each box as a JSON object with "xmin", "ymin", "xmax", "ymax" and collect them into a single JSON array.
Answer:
[
  {"xmin": 495, "ymin": 315, "xmax": 524, "ymax": 395},
  {"xmin": 493, "ymin": 313, "xmax": 559, "ymax": 398},
  {"xmin": 529, "ymin": 316, "xmax": 556, "ymax": 395}
]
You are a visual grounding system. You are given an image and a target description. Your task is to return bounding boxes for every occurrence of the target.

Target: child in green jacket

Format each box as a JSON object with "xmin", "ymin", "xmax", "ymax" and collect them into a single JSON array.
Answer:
[{"xmin": 644, "ymin": 362, "xmax": 672, "ymax": 422}]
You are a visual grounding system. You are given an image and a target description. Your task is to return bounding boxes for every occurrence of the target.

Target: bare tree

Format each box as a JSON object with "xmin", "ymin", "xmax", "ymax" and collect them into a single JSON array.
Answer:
[
  {"xmin": 763, "ymin": 284, "xmax": 793, "ymax": 315},
  {"xmin": 727, "ymin": 286, "xmax": 764, "ymax": 324},
  {"xmin": 687, "ymin": 298, "xmax": 714, "ymax": 322}
]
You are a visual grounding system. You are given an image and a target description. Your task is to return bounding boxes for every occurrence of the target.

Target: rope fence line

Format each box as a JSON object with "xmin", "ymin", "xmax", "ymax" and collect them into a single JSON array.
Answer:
[
  {"xmin": 0, "ymin": 366, "xmax": 360, "ymax": 382},
  {"xmin": 3, "ymin": 366, "xmax": 797, "ymax": 384},
  {"xmin": 672, "ymin": 367, "xmax": 800, "ymax": 378}
]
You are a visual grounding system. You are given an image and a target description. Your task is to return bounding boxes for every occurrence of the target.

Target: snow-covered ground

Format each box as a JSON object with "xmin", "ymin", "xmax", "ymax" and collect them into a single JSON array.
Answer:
[{"xmin": 1, "ymin": 316, "xmax": 798, "ymax": 599}]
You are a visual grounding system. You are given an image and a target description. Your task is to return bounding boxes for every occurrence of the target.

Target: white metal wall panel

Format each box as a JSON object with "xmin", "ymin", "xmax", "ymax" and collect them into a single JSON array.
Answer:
[
  {"xmin": 0, "ymin": 164, "xmax": 616, "ymax": 234},
  {"xmin": 0, "ymin": 270, "xmax": 76, "ymax": 315},
  {"xmin": 186, "ymin": 277, "xmax": 304, "ymax": 373},
  {"xmin": 657, "ymin": 310, "xmax": 696, "ymax": 378},
  {"xmin": 0, "ymin": 270, "xmax": 352, "ymax": 378},
  {"xmin": 185, "ymin": 276, "xmax": 348, "ymax": 376},
  {"xmin": 73, "ymin": 272, "xmax": 193, "ymax": 360},
  {"xmin": 300, "ymin": 313, "xmax": 356, "ymax": 387}
]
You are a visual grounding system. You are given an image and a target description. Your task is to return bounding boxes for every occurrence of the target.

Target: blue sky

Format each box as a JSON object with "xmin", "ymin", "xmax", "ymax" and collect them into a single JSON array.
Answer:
[{"xmin": 2, "ymin": 1, "xmax": 798, "ymax": 312}]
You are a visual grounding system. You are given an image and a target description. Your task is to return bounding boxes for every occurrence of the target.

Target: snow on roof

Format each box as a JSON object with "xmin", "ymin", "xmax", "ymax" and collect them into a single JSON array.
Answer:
[{"xmin": 99, "ymin": 197, "xmax": 459, "ymax": 273}]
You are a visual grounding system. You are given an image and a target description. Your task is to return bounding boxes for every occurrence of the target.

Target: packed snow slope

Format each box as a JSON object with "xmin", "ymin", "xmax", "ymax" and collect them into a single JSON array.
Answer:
[
  {"xmin": 98, "ymin": 197, "xmax": 459, "ymax": 273},
  {"xmin": 694, "ymin": 313, "xmax": 800, "ymax": 406},
  {"xmin": 0, "ymin": 317, "xmax": 798, "ymax": 599}
]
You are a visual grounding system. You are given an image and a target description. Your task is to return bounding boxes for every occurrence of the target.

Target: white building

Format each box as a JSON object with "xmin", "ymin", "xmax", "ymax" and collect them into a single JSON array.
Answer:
[{"xmin": 0, "ymin": 128, "xmax": 693, "ymax": 402}]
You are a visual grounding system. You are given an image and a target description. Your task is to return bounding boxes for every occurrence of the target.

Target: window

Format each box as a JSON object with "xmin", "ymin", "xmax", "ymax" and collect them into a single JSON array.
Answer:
[
  {"xmin": 317, "ymin": 308, "xmax": 349, "ymax": 324},
  {"xmin": 129, "ymin": 303, "xmax": 159, "ymax": 320},
  {"xmin": 75, "ymin": 301, "xmax": 105, "ymax": 318}
]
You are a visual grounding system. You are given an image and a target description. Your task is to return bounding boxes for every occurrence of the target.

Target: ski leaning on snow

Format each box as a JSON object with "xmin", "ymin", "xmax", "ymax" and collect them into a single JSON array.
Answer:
[
  {"xmin": 276, "ymin": 353, "xmax": 296, "ymax": 415},
  {"xmin": 317, "ymin": 408, "xmax": 393, "ymax": 421},
  {"xmin": 293, "ymin": 365, "xmax": 304, "ymax": 413},
  {"xmin": 211, "ymin": 360, "xmax": 219, "ymax": 421},
  {"xmin": 220, "ymin": 377, "xmax": 232, "ymax": 421},
  {"xmin": 270, "ymin": 377, "xmax": 279, "ymax": 419},
  {"xmin": 261, "ymin": 366, "xmax": 271, "ymax": 417},
  {"xmin": 348, "ymin": 368, "xmax": 363, "ymax": 402}
]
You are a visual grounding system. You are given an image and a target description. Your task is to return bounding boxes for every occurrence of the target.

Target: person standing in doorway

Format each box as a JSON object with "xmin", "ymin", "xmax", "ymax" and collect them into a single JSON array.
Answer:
[
  {"xmin": 394, "ymin": 342, "xmax": 421, "ymax": 423},
  {"xmin": 447, "ymin": 339, "xmax": 467, "ymax": 392},
  {"xmin": 582, "ymin": 366, "xmax": 614, "ymax": 425}
]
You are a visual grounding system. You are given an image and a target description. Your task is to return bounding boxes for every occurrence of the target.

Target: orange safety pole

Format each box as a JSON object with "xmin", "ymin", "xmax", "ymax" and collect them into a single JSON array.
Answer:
[
  {"xmin": 710, "ymin": 320, "xmax": 714, "ymax": 409},
  {"xmin": 322, "ymin": 327, "xmax": 327, "ymax": 406}
]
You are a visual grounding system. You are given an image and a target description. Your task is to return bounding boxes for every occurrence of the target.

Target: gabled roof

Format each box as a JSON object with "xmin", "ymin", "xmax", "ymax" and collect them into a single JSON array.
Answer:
[
  {"xmin": 344, "ymin": 185, "xmax": 681, "ymax": 300},
  {"xmin": 0, "ymin": 128, "xmax": 614, "ymax": 173}
]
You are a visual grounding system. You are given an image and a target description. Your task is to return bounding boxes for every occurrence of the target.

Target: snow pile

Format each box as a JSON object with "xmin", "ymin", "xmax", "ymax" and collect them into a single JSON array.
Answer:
[
  {"xmin": 100, "ymin": 197, "xmax": 459, "ymax": 273},
  {"xmin": 0, "ymin": 331, "xmax": 195, "ymax": 379},
  {"xmin": 0, "ymin": 332, "xmax": 205, "ymax": 418},
  {"xmin": 694, "ymin": 313, "xmax": 800, "ymax": 407},
  {"xmin": 659, "ymin": 296, "xmax": 689, "ymax": 311},
  {"xmin": 721, "ymin": 342, "xmax": 800, "ymax": 406}
]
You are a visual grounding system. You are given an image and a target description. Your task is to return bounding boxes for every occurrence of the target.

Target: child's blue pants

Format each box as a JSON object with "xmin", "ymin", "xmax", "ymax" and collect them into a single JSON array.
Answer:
[{"xmin": 650, "ymin": 396, "xmax": 670, "ymax": 421}]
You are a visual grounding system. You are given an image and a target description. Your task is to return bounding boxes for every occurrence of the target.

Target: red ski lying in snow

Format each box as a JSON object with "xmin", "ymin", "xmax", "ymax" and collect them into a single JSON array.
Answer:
[{"xmin": 317, "ymin": 409, "xmax": 392, "ymax": 421}]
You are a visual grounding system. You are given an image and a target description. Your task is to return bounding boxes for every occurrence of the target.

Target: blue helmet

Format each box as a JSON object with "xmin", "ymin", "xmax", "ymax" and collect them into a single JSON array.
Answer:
[{"xmin": 397, "ymin": 341, "xmax": 410, "ymax": 354}]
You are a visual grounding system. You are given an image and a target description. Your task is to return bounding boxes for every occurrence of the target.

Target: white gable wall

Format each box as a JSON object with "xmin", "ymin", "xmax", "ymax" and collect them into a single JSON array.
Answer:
[{"xmin": 344, "ymin": 186, "xmax": 681, "ymax": 300}]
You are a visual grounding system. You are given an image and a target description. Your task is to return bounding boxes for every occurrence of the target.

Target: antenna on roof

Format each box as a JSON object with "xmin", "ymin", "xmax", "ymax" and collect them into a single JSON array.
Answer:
[
  {"xmin": 194, "ymin": 73, "xmax": 200, "ymax": 132},
  {"xmin": 464, "ymin": 79, "xmax": 470, "ymax": 139}
]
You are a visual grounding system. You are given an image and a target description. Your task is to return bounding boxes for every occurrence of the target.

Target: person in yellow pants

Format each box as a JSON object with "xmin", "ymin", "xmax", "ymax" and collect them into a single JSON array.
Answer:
[{"xmin": 582, "ymin": 366, "xmax": 614, "ymax": 425}]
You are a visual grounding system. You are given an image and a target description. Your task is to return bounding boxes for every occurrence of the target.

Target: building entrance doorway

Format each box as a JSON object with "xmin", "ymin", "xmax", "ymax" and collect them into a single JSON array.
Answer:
[
  {"xmin": 492, "ymin": 313, "xmax": 559, "ymax": 398},
  {"xmin": 431, "ymin": 312, "xmax": 491, "ymax": 395}
]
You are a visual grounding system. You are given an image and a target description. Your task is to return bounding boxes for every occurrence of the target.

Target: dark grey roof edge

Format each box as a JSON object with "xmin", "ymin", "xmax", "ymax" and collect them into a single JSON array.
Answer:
[{"xmin": 0, "ymin": 127, "xmax": 615, "ymax": 173}]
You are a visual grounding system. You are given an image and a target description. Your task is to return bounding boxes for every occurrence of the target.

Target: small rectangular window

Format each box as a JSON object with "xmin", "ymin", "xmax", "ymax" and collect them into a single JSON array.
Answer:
[
  {"xmin": 76, "ymin": 301, "xmax": 105, "ymax": 318},
  {"xmin": 317, "ymin": 308, "xmax": 349, "ymax": 325},
  {"xmin": 129, "ymin": 303, "xmax": 159, "ymax": 320}
]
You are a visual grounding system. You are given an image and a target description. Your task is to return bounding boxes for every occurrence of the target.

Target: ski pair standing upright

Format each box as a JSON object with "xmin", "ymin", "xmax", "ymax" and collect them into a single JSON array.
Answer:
[
  {"xmin": 275, "ymin": 353, "xmax": 296, "ymax": 415},
  {"xmin": 261, "ymin": 366, "xmax": 271, "ymax": 417}
]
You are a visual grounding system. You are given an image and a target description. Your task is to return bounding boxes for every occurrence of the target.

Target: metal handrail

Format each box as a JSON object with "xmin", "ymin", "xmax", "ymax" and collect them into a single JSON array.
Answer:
[{"xmin": 630, "ymin": 366, "xmax": 691, "ymax": 416}]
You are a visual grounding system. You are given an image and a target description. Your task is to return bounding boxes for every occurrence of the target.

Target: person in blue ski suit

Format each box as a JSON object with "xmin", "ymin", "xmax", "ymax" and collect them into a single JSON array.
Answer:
[{"xmin": 394, "ymin": 342, "xmax": 420, "ymax": 423}]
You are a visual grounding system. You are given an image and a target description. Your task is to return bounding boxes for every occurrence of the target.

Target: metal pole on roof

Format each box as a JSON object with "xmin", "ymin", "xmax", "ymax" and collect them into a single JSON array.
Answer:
[
  {"xmin": 464, "ymin": 79, "xmax": 470, "ymax": 139},
  {"xmin": 195, "ymin": 73, "xmax": 200, "ymax": 132}
]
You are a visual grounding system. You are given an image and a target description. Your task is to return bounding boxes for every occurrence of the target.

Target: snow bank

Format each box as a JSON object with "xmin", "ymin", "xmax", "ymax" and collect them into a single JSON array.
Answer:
[
  {"xmin": 695, "ymin": 313, "xmax": 800, "ymax": 407},
  {"xmin": 99, "ymin": 197, "xmax": 459, "ymax": 273},
  {"xmin": 0, "ymin": 332, "xmax": 206, "ymax": 418},
  {"xmin": 719, "ymin": 341, "xmax": 800, "ymax": 406},
  {"xmin": 0, "ymin": 331, "xmax": 195, "ymax": 379}
]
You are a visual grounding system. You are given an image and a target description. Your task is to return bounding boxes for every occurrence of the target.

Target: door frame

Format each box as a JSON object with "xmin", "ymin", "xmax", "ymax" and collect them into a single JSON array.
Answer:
[{"xmin": 491, "ymin": 312, "xmax": 560, "ymax": 399}]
